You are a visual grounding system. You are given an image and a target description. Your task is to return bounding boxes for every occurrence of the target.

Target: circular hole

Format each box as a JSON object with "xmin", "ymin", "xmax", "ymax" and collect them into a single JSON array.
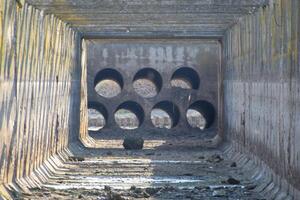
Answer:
[
  {"xmin": 133, "ymin": 68, "xmax": 162, "ymax": 98},
  {"xmin": 88, "ymin": 102, "xmax": 108, "ymax": 132},
  {"xmin": 114, "ymin": 101, "xmax": 144, "ymax": 130},
  {"xmin": 171, "ymin": 67, "xmax": 200, "ymax": 89},
  {"xmin": 151, "ymin": 101, "xmax": 180, "ymax": 129},
  {"xmin": 94, "ymin": 68, "xmax": 123, "ymax": 98},
  {"xmin": 186, "ymin": 100, "xmax": 215, "ymax": 130}
]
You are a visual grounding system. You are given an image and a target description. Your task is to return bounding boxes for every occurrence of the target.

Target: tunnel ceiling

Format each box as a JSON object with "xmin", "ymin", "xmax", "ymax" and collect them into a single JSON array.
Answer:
[{"xmin": 26, "ymin": 0, "xmax": 268, "ymax": 37}]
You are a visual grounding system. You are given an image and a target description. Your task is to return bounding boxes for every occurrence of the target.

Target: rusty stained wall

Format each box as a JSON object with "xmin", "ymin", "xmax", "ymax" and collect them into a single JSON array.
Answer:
[
  {"xmin": 0, "ymin": 0, "xmax": 78, "ymax": 197},
  {"xmin": 224, "ymin": 0, "xmax": 300, "ymax": 197}
]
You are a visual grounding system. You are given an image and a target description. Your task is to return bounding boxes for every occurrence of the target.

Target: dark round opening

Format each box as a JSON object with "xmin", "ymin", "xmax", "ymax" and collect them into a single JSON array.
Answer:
[
  {"xmin": 133, "ymin": 68, "xmax": 163, "ymax": 98},
  {"xmin": 187, "ymin": 100, "xmax": 215, "ymax": 129},
  {"xmin": 171, "ymin": 67, "xmax": 200, "ymax": 89},
  {"xmin": 114, "ymin": 101, "xmax": 144, "ymax": 130},
  {"xmin": 94, "ymin": 68, "xmax": 124, "ymax": 98},
  {"xmin": 151, "ymin": 101, "xmax": 180, "ymax": 128}
]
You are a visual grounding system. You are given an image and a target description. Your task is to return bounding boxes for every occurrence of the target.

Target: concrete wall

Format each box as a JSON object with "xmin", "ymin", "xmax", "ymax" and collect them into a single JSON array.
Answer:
[
  {"xmin": 0, "ymin": 0, "xmax": 78, "ymax": 197},
  {"xmin": 224, "ymin": 0, "xmax": 300, "ymax": 197}
]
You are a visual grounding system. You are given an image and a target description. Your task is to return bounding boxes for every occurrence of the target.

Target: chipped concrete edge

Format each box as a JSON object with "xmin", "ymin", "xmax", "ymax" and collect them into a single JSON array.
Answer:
[
  {"xmin": 222, "ymin": 142, "xmax": 299, "ymax": 200},
  {"xmin": 0, "ymin": 148, "xmax": 72, "ymax": 200}
]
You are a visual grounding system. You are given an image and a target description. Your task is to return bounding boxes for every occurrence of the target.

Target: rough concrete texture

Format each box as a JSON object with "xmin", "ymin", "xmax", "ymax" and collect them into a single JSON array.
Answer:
[
  {"xmin": 0, "ymin": 0, "xmax": 78, "ymax": 198},
  {"xmin": 84, "ymin": 39, "xmax": 220, "ymax": 144},
  {"xmin": 0, "ymin": 0, "xmax": 300, "ymax": 199},
  {"xmin": 17, "ymin": 150, "xmax": 266, "ymax": 200},
  {"xmin": 25, "ymin": 0, "xmax": 269, "ymax": 37},
  {"xmin": 224, "ymin": 0, "xmax": 300, "ymax": 198}
]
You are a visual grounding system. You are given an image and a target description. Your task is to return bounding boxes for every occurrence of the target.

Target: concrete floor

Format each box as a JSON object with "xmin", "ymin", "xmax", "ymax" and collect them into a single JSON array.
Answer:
[{"xmin": 18, "ymin": 149, "xmax": 265, "ymax": 200}]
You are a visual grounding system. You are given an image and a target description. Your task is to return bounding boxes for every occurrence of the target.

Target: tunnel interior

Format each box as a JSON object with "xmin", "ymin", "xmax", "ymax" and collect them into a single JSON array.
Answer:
[{"xmin": 0, "ymin": 0, "xmax": 299, "ymax": 199}]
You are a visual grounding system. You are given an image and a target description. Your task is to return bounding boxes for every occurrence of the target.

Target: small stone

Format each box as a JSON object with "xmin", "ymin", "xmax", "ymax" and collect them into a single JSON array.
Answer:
[
  {"xmin": 145, "ymin": 152, "xmax": 155, "ymax": 156},
  {"xmin": 212, "ymin": 190, "xmax": 227, "ymax": 197},
  {"xmin": 143, "ymin": 192, "xmax": 150, "ymax": 198},
  {"xmin": 163, "ymin": 185, "xmax": 175, "ymax": 191},
  {"xmin": 182, "ymin": 173, "xmax": 193, "ymax": 176},
  {"xmin": 134, "ymin": 188, "xmax": 143, "ymax": 194},
  {"xmin": 104, "ymin": 185, "xmax": 111, "ymax": 191},
  {"xmin": 107, "ymin": 192, "xmax": 124, "ymax": 200},
  {"xmin": 230, "ymin": 162, "xmax": 237, "ymax": 167},
  {"xmin": 133, "ymin": 188, "xmax": 143, "ymax": 194},
  {"xmin": 145, "ymin": 187, "xmax": 161, "ymax": 196},
  {"xmin": 129, "ymin": 189, "xmax": 147, "ymax": 198},
  {"xmin": 226, "ymin": 177, "xmax": 240, "ymax": 185},
  {"xmin": 78, "ymin": 194, "xmax": 84, "ymax": 199},
  {"xmin": 31, "ymin": 187, "xmax": 42, "ymax": 191},
  {"xmin": 245, "ymin": 184, "xmax": 257, "ymax": 190},
  {"xmin": 207, "ymin": 154, "xmax": 223, "ymax": 163},
  {"xmin": 69, "ymin": 156, "xmax": 85, "ymax": 162},
  {"xmin": 130, "ymin": 185, "xmax": 136, "ymax": 191},
  {"xmin": 37, "ymin": 193, "xmax": 44, "ymax": 197},
  {"xmin": 191, "ymin": 189, "xmax": 198, "ymax": 194},
  {"xmin": 194, "ymin": 186, "xmax": 207, "ymax": 191},
  {"xmin": 106, "ymin": 151, "xmax": 113, "ymax": 156},
  {"xmin": 123, "ymin": 136, "xmax": 144, "ymax": 150}
]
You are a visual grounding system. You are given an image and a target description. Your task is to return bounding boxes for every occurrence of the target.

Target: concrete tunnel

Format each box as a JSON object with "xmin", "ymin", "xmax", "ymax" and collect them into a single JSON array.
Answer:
[{"xmin": 0, "ymin": 0, "xmax": 299, "ymax": 199}]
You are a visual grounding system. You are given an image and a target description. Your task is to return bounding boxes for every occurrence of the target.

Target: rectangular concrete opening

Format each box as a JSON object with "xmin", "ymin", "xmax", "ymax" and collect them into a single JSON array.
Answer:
[
  {"xmin": 83, "ymin": 39, "xmax": 221, "ymax": 149},
  {"xmin": 1, "ymin": 0, "xmax": 299, "ymax": 199}
]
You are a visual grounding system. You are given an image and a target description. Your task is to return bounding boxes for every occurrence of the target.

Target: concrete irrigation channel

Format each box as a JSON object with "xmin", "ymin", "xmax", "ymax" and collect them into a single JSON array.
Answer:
[{"xmin": 0, "ymin": 0, "xmax": 299, "ymax": 199}]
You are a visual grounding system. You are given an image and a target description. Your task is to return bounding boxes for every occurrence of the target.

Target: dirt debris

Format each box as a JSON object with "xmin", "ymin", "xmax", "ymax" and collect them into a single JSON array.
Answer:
[
  {"xmin": 226, "ymin": 177, "xmax": 241, "ymax": 185},
  {"xmin": 69, "ymin": 156, "xmax": 85, "ymax": 162},
  {"xmin": 207, "ymin": 154, "xmax": 224, "ymax": 163},
  {"xmin": 230, "ymin": 162, "xmax": 237, "ymax": 167},
  {"xmin": 22, "ymin": 150, "xmax": 264, "ymax": 200}
]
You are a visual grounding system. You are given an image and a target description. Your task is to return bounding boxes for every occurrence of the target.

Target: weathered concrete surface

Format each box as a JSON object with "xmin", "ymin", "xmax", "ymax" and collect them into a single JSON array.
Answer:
[
  {"xmin": 26, "ymin": 0, "xmax": 269, "ymax": 37},
  {"xmin": 0, "ymin": 0, "xmax": 78, "ymax": 198},
  {"xmin": 1, "ymin": 0, "xmax": 299, "ymax": 199},
  {"xmin": 83, "ymin": 39, "xmax": 221, "ymax": 147},
  {"xmin": 20, "ymin": 150, "xmax": 265, "ymax": 200},
  {"xmin": 223, "ymin": 0, "xmax": 300, "ymax": 198}
]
